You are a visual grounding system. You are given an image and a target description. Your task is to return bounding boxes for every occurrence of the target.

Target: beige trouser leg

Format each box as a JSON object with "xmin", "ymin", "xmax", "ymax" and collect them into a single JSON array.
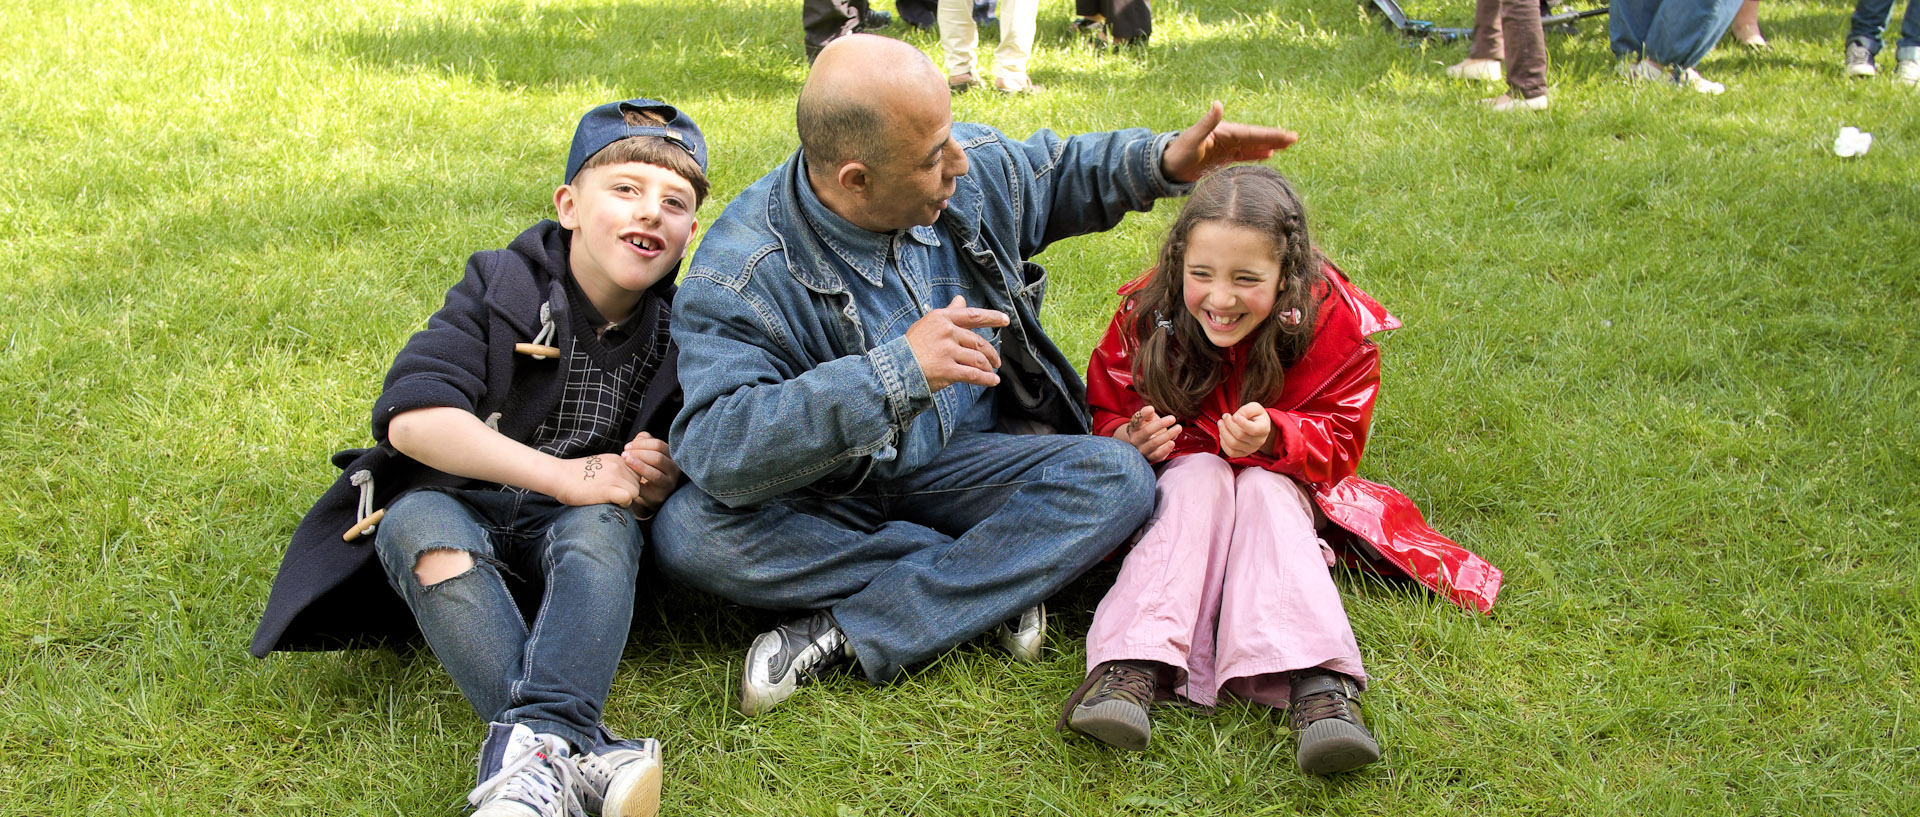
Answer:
[
  {"xmin": 937, "ymin": 0, "xmax": 978, "ymax": 77},
  {"xmin": 993, "ymin": 0, "xmax": 1039, "ymax": 83}
]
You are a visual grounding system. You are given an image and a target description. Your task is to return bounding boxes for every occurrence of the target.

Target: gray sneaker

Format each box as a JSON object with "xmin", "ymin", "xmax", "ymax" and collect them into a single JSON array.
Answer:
[
  {"xmin": 1896, "ymin": 46, "xmax": 1920, "ymax": 86},
  {"xmin": 997, "ymin": 604, "xmax": 1046, "ymax": 662},
  {"xmin": 576, "ymin": 726, "xmax": 661, "ymax": 817},
  {"xmin": 1061, "ymin": 660, "xmax": 1158, "ymax": 751},
  {"xmin": 739, "ymin": 610, "xmax": 855, "ymax": 716},
  {"xmin": 1845, "ymin": 38, "xmax": 1878, "ymax": 77},
  {"xmin": 1289, "ymin": 671, "xmax": 1381, "ymax": 775}
]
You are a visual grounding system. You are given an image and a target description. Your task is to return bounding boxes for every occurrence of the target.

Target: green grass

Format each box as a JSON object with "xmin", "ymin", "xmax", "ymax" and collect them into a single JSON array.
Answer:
[{"xmin": 3, "ymin": 0, "xmax": 1917, "ymax": 813}]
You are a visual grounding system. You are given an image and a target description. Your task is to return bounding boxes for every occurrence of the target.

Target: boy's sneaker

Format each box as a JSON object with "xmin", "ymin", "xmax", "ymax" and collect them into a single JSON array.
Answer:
[
  {"xmin": 1896, "ymin": 46, "xmax": 1920, "ymax": 86},
  {"xmin": 739, "ymin": 610, "xmax": 855, "ymax": 716},
  {"xmin": 997, "ymin": 604, "xmax": 1046, "ymax": 662},
  {"xmin": 1061, "ymin": 660, "xmax": 1158, "ymax": 751},
  {"xmin": 1845, "ymin": 39, "xmax": 1877, "ymax": 77},
  {"xmin": 576, "ymin": 726, "xmax": 662, "ymax": 817},
  {"xmin": 470, "ymin": 722, "xmax": 584, "ymax": 817},
  {"xmin": 1288, "ymin": 671, "xmax": 1380, "ymax": 776}
]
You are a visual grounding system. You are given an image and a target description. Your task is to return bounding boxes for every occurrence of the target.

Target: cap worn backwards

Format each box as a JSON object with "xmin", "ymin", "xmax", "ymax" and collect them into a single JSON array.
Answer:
[{"xmin": 564, "ymin": 98, "xmax": 709, "ymax": 183}]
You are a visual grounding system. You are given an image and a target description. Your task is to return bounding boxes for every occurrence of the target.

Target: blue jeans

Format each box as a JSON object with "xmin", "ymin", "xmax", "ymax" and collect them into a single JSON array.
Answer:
[
  {"xmin": 1610, "ymin": 0, "xmax": 1741, "ymax": 69},
  {"xmin": 653, "ymin": 432, "xmax": 1155, "ymax": 682},
  {"xmin": 1850, "ymin": 0, "xmax": 1920, "ymax": 55},
  {"xmin": 374, "ymin": 488, "xmax": 643, "ymax": 751}
]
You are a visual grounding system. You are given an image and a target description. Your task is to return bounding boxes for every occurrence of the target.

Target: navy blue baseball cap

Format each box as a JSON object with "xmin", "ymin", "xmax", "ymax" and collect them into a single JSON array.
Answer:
[{"xmin": 564, "ymin": 98, "xmax": 708, "ymax": 184}]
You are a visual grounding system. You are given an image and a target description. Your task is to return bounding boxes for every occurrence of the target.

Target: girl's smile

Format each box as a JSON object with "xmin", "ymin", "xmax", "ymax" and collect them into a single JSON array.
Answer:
[{"xmin": 1181, "ymin": 221, "xmax": 1282, "ymax": 348}]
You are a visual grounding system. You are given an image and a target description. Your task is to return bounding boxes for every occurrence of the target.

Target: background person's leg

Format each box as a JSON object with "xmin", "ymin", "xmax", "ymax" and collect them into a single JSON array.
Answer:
[{"xmin": 1643, "ymin": 0, "xmax": 1740, "ymax": 69}]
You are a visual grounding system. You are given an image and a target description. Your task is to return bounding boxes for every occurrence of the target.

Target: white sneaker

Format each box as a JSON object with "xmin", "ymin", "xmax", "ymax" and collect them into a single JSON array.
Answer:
[
  {"xmin": 470, "ymin": 723, "xmax": 584, "ymax": 817},
  {"xmin": 1676, "ymin": 67, "xmax": 1726, "ymax": 94},
  {"xmin": 1445, "ymin": 58, "xmax": 1503, "ymax": 81},
  {"xmin": 1896, "ymin": 46, "xmax": 1920, "ymax": 86},
  {"xmin": 576, "ymin": 727, "xmax": 662, "ymax": 817},
  {"xmin": 996, "ymin": 604, "xmax": 1046, "ymax": 662},
  {"xmin": 1482, "ymin": 93, "xmax": 1551, "ymax": 112}
]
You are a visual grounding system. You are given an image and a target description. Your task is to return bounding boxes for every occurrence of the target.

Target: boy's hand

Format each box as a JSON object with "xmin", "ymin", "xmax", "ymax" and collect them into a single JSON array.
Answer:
[
  {"xmin": 549, "ymin": 453, "xmax": 645, "ymax": 508},
  {"xmin": 1219, "ymin": 402, "xmax": 1274, "ymax": 459},
  {"xmin": 1115, "ymin": 405, "xmax": 1181, "ymax": 464},
  {"xmin": 622, "ymin": 431, "xmax": 682, "ymax": 513}
]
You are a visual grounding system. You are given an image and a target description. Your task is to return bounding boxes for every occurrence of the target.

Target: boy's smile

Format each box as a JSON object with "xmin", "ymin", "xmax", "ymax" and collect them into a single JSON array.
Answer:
[{"xmin": 556, "ymin": 161, "xmax": 700, "ymax": 321}]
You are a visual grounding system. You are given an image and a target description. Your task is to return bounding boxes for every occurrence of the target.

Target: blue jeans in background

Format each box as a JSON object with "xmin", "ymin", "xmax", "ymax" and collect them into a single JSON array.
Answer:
[
  {"xmin": 653, "ymin": 432, "xmax": 1155, "ymax": 683},
  {"xmin": 374, "ymin": 488, "xmax": 643, "ymax": 752},
  {"xmin": 1610, "ymin": 0, "xmax": 1742, "ymax": 70},
  {"xmin": 1850, "ymin": 0, "xmax": 1920, "ymax": 54}
]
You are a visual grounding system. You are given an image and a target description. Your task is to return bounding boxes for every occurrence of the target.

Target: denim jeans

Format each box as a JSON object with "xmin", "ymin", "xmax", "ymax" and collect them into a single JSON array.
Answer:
[
  {"xmin": 1610, "ymin": 0, "xmax": 1741, "ymax": 69},
  {"xmin": 653, "ymin": 432, "xmax": 1155, "ymax": 682},
  {"xmin": 1850, "ymin": 0, "xmax": 1920, "ymax": 54},
  {"xmin": 374, "ymin": 488, "xmax": 643, "ymax": 751}
]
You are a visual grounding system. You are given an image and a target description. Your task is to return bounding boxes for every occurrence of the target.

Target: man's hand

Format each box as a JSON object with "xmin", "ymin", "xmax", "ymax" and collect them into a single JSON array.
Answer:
[
  {"xmin": 1218, "ymin": 402, "xmax": 1274, "ymax": 459},
  {"xmin": 1161, "ymin": 101, "xmax": 1300, "ymax": 184},
  {"xmin": 1115, "ymin": 405, "xmax": 1182, "ymax": 463},
  {"xmin": 548, "ymin": 453, "xmax": 645, "ymax": 508},
  {"xmin": 621, "ymin": 431, "xmax": 682, "ymax": 513},
  {"xmin": 906, "ymin": 296, "xmax": 1010, "ymax": 393}
]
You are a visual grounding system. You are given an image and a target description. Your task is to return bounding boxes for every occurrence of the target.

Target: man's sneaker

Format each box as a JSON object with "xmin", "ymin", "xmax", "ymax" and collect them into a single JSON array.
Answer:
[
  {"xmin": 1845, "ymin": 38, "xmax": 1878, "ymax": 77},
  {"xmin": 1288, "ymin": 671, "xmax": 1380, "ymax": 776},
  {"xmin": 740, "ymin": 610, "xmax": 855, "ymax": 716},
  {"xmin": 470, "ymin": 722, "xmax": 584, "ymax": 817},
  {"xmin": 1060, "ymin": 660, "xmax": 1158, "ymax": 751},
  {"xmin": 997, "ymin": 604, "xmax": 1046, "ymax": 662},
  {"xmin": 1896, "ymin": 46, "xmax": 1920, "ymax": 86},
  {"xmin": 858, "ymin": 8, "xmax": 892, "ymax": 30},
  {"xmin": 575, "ymin": 725, "xmax": 661, "ymax": 817}
]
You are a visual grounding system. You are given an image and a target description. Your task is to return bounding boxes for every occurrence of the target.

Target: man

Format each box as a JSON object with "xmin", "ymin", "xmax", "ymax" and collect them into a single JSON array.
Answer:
[{"xmin": 655, "ymin": 34, "xmax": 1299, "ymax": 717}]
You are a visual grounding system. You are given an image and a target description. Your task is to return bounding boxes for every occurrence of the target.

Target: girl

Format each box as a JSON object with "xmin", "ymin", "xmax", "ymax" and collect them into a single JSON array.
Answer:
[{"xmin": 1058, "ymin": 166, "xmax": 1503, "ymax": 775}]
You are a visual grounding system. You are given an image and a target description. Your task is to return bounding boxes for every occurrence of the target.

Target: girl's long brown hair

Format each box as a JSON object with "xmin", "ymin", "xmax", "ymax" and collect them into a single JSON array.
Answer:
[{"xmin": 1129, "ymin": 165, "xmax": 1326, "ymax": 420}]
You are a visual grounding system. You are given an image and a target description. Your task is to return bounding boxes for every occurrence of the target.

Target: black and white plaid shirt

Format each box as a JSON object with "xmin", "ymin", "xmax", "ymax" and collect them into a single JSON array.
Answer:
[{"xmin": 525, "ymin": 277, "xmax": 670, "ymax": 462}]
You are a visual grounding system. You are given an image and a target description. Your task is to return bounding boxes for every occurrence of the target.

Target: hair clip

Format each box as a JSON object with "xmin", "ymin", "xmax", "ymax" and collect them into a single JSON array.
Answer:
[
  {"xmin": 1278, "ymin": 308, "xmax": 1302, "ymax": 326},
  {"xmin": 1153, "ymin": 311, "xmax": 1174, "ymax": 335}
]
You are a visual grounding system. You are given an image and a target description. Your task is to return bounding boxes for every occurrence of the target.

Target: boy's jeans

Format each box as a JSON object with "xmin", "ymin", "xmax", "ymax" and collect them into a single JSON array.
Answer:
[
  {"xmin": 1850, "ymin": 0, "xmax": 1920, "ymax": 55},
  {"xmin": 374, "ymin": 488, "xmax": 643, "ymax": 751},
  {"xmin": 653, "ymin": 431, "xmax": 1155, "ymax": 683}
]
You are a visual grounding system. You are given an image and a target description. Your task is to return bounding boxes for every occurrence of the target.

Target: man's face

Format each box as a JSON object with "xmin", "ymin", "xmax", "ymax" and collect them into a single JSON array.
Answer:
[
  {"xmin": 859, "ymin": 88, "xmax": 969, "ymax": 232},
  {"xmin": 557, "ymin": 160, "xmax": 700, "ymax": 304}
]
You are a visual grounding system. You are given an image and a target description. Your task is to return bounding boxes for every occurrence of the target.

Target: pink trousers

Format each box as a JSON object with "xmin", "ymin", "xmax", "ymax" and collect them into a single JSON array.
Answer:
[{"xmin": 1085, "ymin": 454, "xmax": 1366, "ymax": 708}]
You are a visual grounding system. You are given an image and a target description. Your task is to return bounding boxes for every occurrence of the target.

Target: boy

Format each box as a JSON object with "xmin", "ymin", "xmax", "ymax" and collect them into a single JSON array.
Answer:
[{"xmin": 250, "ymin": 98, "xmax": 710, "ymax": 817}]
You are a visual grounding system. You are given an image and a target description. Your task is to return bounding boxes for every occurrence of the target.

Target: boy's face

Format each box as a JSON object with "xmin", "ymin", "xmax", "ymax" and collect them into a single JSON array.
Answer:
[{"xmin": 555, "ymin": 160, "xmax": 700, "ymax": 307}]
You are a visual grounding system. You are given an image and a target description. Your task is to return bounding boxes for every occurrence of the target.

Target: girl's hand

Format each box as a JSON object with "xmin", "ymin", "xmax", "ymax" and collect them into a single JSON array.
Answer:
[
  {"xmin": 1219, "ymin": 402, "xmax": 1274, "ymax": 459},
  {"xmin": 1115, "ymin": 405, "xmax": 1182, "ymax": 464},
  {"xmin": 622, "ymin": 431, "xmax": 683, "ymax": 515}
]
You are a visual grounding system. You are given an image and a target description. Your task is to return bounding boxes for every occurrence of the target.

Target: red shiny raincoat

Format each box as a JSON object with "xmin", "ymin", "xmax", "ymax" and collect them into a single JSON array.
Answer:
[{"xmin": 1086, "ymin": 262, "xmax": 1503, "ymax": 613}]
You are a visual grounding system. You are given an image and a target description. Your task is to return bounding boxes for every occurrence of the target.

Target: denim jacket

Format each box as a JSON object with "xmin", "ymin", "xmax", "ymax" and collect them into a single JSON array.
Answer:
[{"xmin": 671, "ymin": 122, "xmax": 1191, "ymax": 508}]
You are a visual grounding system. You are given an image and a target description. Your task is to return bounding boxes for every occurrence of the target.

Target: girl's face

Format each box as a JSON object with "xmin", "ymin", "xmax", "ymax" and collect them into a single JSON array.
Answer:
[{"xmin": 1180, "ymin": 221, "xmax": 1282, "ymax": 348}]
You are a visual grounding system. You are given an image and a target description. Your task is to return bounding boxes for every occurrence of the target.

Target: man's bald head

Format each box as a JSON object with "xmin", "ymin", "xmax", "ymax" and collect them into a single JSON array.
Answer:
[{"xmin": 797, "ymin": 35, "xmax": 946, "ymax": 172}]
